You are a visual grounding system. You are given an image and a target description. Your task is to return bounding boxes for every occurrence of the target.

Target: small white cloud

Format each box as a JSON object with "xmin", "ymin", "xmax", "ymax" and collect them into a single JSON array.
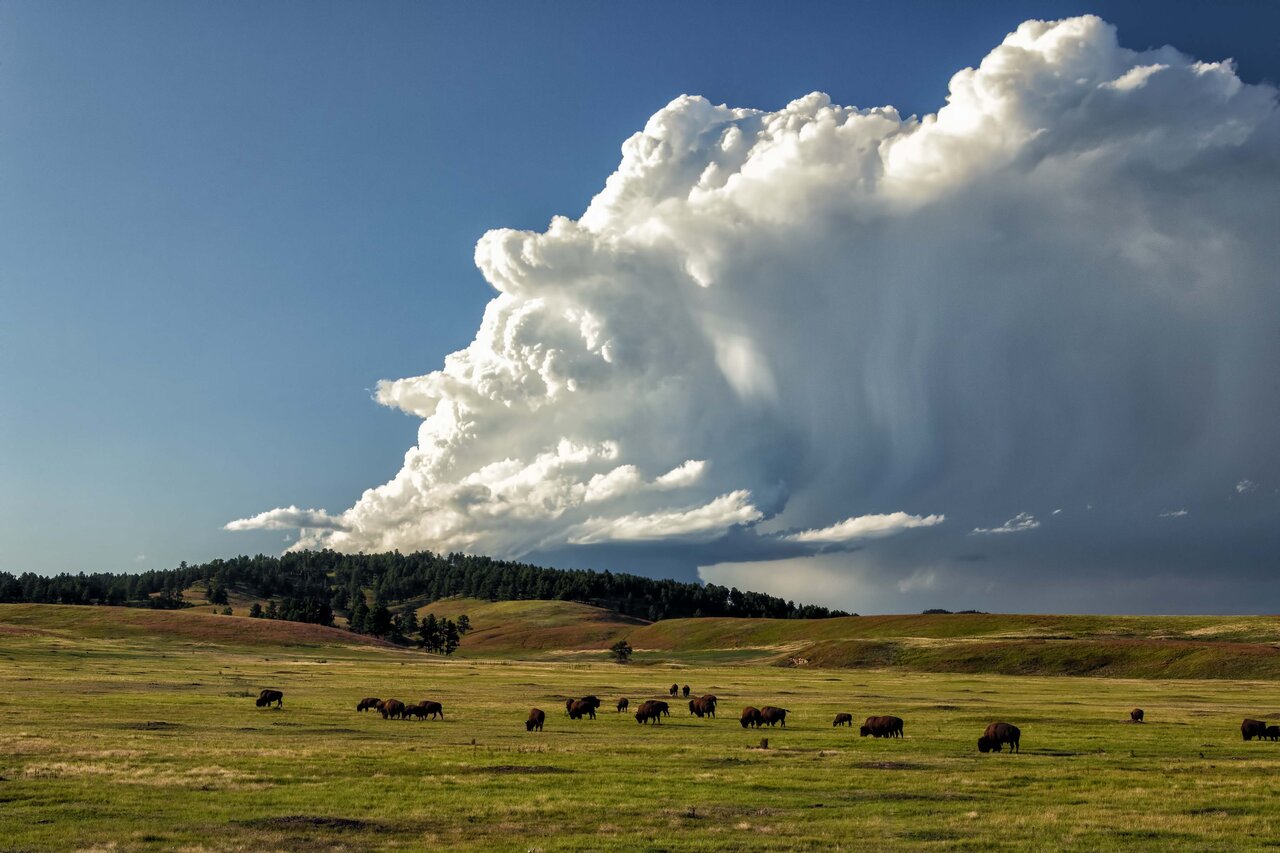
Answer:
[
  {"xmin": 972, "ymin": 512, "xmax": 1040, "ymax": 535},
  {"xmin": 1159, "ymin": 509, "xmax": 1189, "ymax": 518},
  {"xmin": 781, "ymin": 512, "xmax": 945, "ymax": 545},
  {"xmin": 1051, "ymin": 508, "xmax": 1063, "ymax": 516},
  {"xmin": 134, "ymin": 554, "xmax": 146, "ymax": 563},
  {"xmin": 1236, "ymin": 479, "xmax": 1259, "ymax": 494},
  {"xmin": 225, "ymin": 506, "xmax": 349, "ymax": 532}
]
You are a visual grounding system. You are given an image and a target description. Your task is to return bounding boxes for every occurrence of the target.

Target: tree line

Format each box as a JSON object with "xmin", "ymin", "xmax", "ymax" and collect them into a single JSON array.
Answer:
[{"xmin": 0, "ymin": 549, "xmax": 850, "ymax": 634}]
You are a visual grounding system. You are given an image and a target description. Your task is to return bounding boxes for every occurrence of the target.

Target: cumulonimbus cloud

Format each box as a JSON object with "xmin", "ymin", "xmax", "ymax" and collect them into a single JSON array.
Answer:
[{"xmin": 229, "ymin": 15, "xmax": 1280, "ymax": 609}]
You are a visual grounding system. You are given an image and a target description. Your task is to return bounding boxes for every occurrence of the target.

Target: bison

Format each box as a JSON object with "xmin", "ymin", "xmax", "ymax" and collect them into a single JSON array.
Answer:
[
  {"xmin": 1130, "ymin": 708, "xmax": 1144, "ymax": 723},
  {"xmin": 356, "ymin": 697, "xmax": 381, "ymax": 712},
  {"xmin": 682, "ymin": 685, "xmax": 691, "ymax": 698},
  {"xmin": 689, "ymin": 695, "xmax": 717, "ymax": 718},
  {"xmin": 255, "ymin": 689, "xmax": 283, "ymax": 708},
  {"xmin": 978, "ymin": 722, "xmax": 1021, "ymax": 753},
  {"xmin": 403, "ymin": 702, "xmax": 427, "ymax": 720},
  {"xmin": 380, "ymin": 699, "xmax": 406, "ymax": 720},
  {"xmin": 635, "ymin": 700, "xmax": 664, "ymax": 725},
  {"xmin": 417, "ymin": 700, "xmax": 444, "ymax": 720},
  {"xmin": 526, "ymin": 708, "xmax": 545, "ymax": 732},
  {"xmin": 740, "ymin": 706, "xmax": 763, "ymax": 728},
  {"xmin": 568, "ymin": 699, "xmax": 596, "ymax": 720},
  {"xmin": 669, "ymin": 683, "xmax": 679, "ymax": 697},
  {"xmin": 760, "ymin": 706, "xmax": 788, "ymax": 727},
  {"xmin": 1242, "ymin": 718, "xmax": 1268, "ymax": 741},
  {"xmin": 1267, "ymin": 725, "xmax": 1280, "ymax": 742},
  {"xmin": 616, "ymin": 698, "xmax": 629, "ymax": 713},
  {"xmin": 833, "ymin": 713, "xmax": 853, "ymax": 727},
  {"xmin": 860, "ymin": 715, "xmax": 904, "ymax": 738}
]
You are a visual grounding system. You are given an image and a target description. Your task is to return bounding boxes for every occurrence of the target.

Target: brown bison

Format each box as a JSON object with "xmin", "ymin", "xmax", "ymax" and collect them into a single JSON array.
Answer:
[
  {"xmin": 740, "ymin": 706, "xmax": 763, "ymax": 728},
  {"xmin": 526, "ymin": 708, "xmax": 545, "ymax": 732},
  {"xmin": 635, "ymin": 700, "xmax": 664, "ymax": 725},
  {"xmin": 833, "ymin": 713, "xmax": 853, "ymax": 727},
  {"xmin": 1130, "ymin": 708, "xmax": 1144, "ymax": 723},
  {"xmin": 380, "ymin": 699, "xmax": 406, "ymax": 720},
  {"xmin": 860, "ymin": 715, "xmax": 904, "ymax": 738},
  {"xmin": 417, "ymin": 700, "xmax": 443, "ymax": 720},
  {"xmin": 978, "ymin": 722, "xmax": 1020, "ymax": 753},
  {"xmin": 669, "ymin": 683, "xmax": 679, "ymax": 697},
  {"xmin": 356, "ymin": 697, "xmax": 381, "ymax": 712},
  {"xmin": 1242, "ymin": 719, "xmax": 1268, "ymax": 741},
  {"xmin": 616, "ymin": 698, "xmax": 629, "ymax": 713},
  {"xmin": 1266, "ymin": 726, "xmax": 1280, "ymax": 742},
  {"xmin": 255, "ymin": 689, "xmax": 283, "ymax": 708},
  {"xmin": 568, "ymin": 699, "xmax": 596, "ymax": 720},
  {"xmin": 682, "ymin": 685, "xmax": 691, "ymax": 698},
  {"xmin": 403, "ymin": 702, "xmax": 427, "ymax": 720},
  {"xmin": 760, "ymin": 706, "xmax": 788, "ymax": 727},
  {"xmin": 689, "ymin": 695, "xmax": 717, "ymax": 718}
]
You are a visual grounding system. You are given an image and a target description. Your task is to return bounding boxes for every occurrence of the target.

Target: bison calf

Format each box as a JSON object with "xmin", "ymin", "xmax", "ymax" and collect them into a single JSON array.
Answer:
[
  {"xmin": 526, "ymin": 708, "xmax": 545, "ymax": 732},
  {"xmin": 616, "ymin": 698, "xmax": 629, "ymax": 713},
  {"xmin": 1130, "ymin": 708, "xmax": 1144, "ymax": 723},
  {"xmin": 833, "ymin": 713, "xmax": 853, "ymax": 727}
]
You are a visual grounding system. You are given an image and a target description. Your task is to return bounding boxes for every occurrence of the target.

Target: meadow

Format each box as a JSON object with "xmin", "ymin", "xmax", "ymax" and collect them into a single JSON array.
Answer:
[{"xmin": 4, "ymin": 604, "xmax": 1280, "ymax": 851}]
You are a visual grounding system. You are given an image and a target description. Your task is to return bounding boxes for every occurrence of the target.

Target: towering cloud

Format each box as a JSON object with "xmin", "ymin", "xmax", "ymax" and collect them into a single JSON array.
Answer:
[{"xmin": 230, "ymin": 16, "xmax": 1280, "ymax": 611}]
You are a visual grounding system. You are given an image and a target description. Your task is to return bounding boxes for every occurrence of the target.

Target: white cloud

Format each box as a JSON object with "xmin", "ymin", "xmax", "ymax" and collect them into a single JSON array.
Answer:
[
  {"xmin": 781, "ymin": 512, "xmax": 945, "ymax": 545},
  {"xmin": 1160, "ymin": 509, "xmax": 1189, "ymax": 518},
  {"xmin": 567, "ymin": 490, "xmax": 762, "ymax": 544},
  {"xmin": 972, "ymin": 512, "xmax": 1040, "ymax": 535},
  {"xmin": 228, "ymin": 15, "xmax": 1280, "ymax": 590},
  {"xmin": 224, "ymin": 506, "xmax": 348, "ymax": 532},
  {"xmin": 1236, "ymin": 479, "xmax": 1259, "ymax": 494}
]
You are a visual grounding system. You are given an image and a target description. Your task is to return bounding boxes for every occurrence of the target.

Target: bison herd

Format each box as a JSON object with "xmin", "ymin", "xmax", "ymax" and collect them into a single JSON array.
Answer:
[
  {"xmin": 254, "ymin": 687, "xmax": 1280, "ymax": 755},
  {"xmin": 351, "ymin": 696, "xmax": 445, "ymax": 720}
]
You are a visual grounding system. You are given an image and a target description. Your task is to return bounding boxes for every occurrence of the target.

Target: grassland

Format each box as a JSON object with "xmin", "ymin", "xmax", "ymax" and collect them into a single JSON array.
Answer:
[{"xmin": 4, "ymin": 604, "xmax": 1280, "ymax": 851}]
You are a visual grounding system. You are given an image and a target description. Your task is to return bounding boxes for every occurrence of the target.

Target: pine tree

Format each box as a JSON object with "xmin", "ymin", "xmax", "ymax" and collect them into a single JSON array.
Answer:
[
  {"xmin": 442, "ymin": 619, "xmax": 461, "ymax": 655},
  {"xmin": 349, "ymin": 596, "xmax": 370, "ymax": 633},
  {"xmin": 249, "ymin": 602, "xmax": 263, "ymax": 619},
  {"xmin": 264, "ymin": 599, "xmax": 278, "ymax": 620},
  {"xmin": 420, "ymin": 613, "xmax": 440, "ymax": 652},
  {"xmin": 456, "ymin": 614, "xmax": 470, "ymax": 635}
]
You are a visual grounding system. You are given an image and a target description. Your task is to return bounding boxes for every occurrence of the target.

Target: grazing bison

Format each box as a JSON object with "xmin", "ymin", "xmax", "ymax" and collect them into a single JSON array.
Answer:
[
  {"xmin": 1242, "ymin": 719, "xmax": 1269, "ymax": 741},
  {"xmin": 651, "ymin": 700, "xmax": 670, "ymax": 717},
  {"xmin": 418, "ymin": 700, "xmax": 444, "ymax": 720},
  {"xmin": 978, "ymin": 722, "xmax": 1021, "ymax": 753},
  {"xmin": 380, "ymin": 699, "xmax": 406, "ymax": 720},
  {"xmin": 833, "ymin": 713, "xmax": 853, "ymax": 727},
  {"xmin": 526, "ymin": 708, "xmax": 545, "ymax": 732},
  {"xmin": 635, "ymin": 700, "xmax": 664, "ymax": 725},
  {"xmin": 760, "ymin": 706, "xmax": 788, "ymax": 727},
  {"xmin": 568, "ymin": 699, "xmax": 596, "ymax": 720},
  {"xmin": 689, "ymin": 695, "xmax": 717, "ymax": 718},
  {"xmin": 1266, "ymin": 725, "xmax": 1280, "ymax": 742},
  {"xmin": 616, "ymin": 698, "xmax": 629, "ymax": 713},
  {"xmin": 403, "ymin": 703, "xmax": 427, "ymax": 720},
  {"xmin": 860, "ymin": 715, "xmax": 904, "ymax": 738},
  {"xmin": 1130, "ymin": 708, "xmax": 1144, "ymax": 723},
  {"xmin": 356, "ymin": 697, "xmax": 381, "ymax": 712},
  {"xmin": 682, "ymin": 685, "xmax": 691, "ymax": 698},
  {"xmin": 669, "ymin": 683, "xmax": 679, "ymax": 697},
  {"xmin": 740, "ymin": 706, "xmax": 763, "ymax": 729},
  {"xmin": 255, "ymin": 689, "xmax": 283, "ymax": 708}
]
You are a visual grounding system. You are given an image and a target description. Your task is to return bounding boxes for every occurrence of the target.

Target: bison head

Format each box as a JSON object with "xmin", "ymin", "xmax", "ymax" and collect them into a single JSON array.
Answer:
[
  {"xmin": 977, "ymin": 736, "xmax": 998, "ymax": 753},
  {"xmin": 859, "ymin": 725, "xmax": 871, "ymax": 736}
]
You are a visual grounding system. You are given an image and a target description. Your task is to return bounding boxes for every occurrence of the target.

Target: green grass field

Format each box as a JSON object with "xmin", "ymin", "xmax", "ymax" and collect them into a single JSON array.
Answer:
[{"xmin": 4, "ymin": 604, "xmax": 1280, "ymax": 851}]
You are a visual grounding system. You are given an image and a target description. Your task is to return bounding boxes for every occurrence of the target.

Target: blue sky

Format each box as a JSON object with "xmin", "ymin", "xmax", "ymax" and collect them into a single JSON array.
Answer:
[{"xmin": 3, "ymin": 2, "xmax": 1278, "ymax": 611}]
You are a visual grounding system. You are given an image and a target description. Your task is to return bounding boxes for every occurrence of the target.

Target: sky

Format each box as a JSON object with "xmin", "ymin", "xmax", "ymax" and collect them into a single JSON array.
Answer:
[{"xmin": 2, "ymin": 1, "xmax": 1278, "ymax": 613}]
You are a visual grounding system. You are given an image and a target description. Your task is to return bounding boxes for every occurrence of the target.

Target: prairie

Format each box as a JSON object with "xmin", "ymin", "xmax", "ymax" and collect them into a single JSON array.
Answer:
[{"xmin": 3, "ymin": 604, "xmax": 1280, "ymax": 851}]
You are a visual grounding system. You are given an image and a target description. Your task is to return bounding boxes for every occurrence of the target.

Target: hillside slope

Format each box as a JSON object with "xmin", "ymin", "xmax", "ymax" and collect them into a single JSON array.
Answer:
[
  {"xmin": 0, "ymin": 604, "xmax": 393, "ymax": 650},
  {"xmin": 416, "ymin": 597, "xmax": 646, "ymax": 654}
]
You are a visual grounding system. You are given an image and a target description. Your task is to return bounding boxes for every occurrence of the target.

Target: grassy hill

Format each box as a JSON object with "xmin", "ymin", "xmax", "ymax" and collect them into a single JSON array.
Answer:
[
  {"xmin": 8, "ymin": 601, "xmax": 1280, "ymax": 679},
  {"xmin": 0, "ymin": 604, "xmax": 392, "ymax": 651}
]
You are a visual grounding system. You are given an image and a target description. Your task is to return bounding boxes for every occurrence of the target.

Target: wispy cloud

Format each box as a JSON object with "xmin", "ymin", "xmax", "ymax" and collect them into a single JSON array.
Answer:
[
  {"xmin": 972, "ymin": 512, "xmax": 1040, "ymax": 535},
  {"xmin": 1236, "ymin": 479, "xmax": 1259, "ymax": 495},
  {"xmin": 780, "ymin": 512, "xmax": 945, "ymax": 545},
  {"xmin": 1159, "ymin": 509, "xmax": 1188, "ymax": 518}
]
